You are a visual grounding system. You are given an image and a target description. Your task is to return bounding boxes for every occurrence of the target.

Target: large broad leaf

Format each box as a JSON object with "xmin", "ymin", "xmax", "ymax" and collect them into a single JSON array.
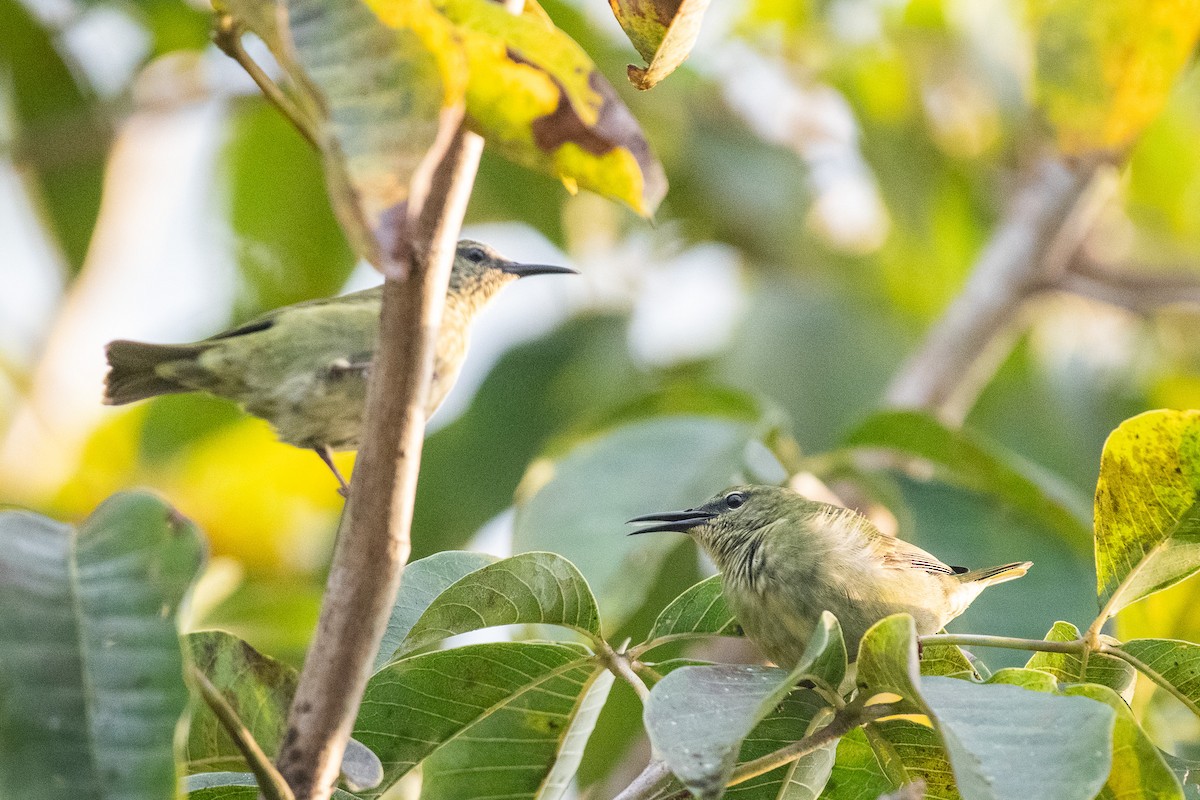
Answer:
[
  {"xmin": 1029, "ymin": 0, "xmax": 1200, "ymax": 155},
  {"xmin": 514, "ymin": 415, "xmax": 776, "ymax": 631},
  {"xmin": 0, "ymin": 0, "xmax": 107, "ymax": 272},
  {"xmin": 417, "ymin": 667, "xmax": 613, "ymax": 800},
  {"xmin": 857, "ymin": 615, "xmax": 1116, "ymax": 800},
  {"xmin": 183, "ymin": 771, "xmax": 362, "ymax": 798},
  {"xmin": 373, "ymin": 550, "xmax": 498, "ymax": 671},
  {"xmin": 844, "ymin": 411, "xmax": 1092, "ymax": 548},
  {"xmin": 393, "ymin": 552, "xmax": 602, "ymax": 659},
  {"xmin": 1117, "ymin": 639, "xmax": 1200, "ymax": 717},
  {"xmin": 1093, "ymin": 410, "xmax": 1200, "ymax": 618},
  {"xmin": 919, "ymin": 677, "xmax": 1114, "ymax": 800},
  {"xmin": 354, "ymin": 642, "xmax": 600, "ymax": 797},
  {"xmin": 865, "ymin": 720, "xmax": 958, "ymax": 800},
  {"xmin": 643, "ymin": 574, "xmax": 741, "ymax": 647},
  {"xmin": 608, "ymin": 0, "xmax": 711, "ymax": 89},
  {"xmin": 0, "ymin": 493, "xmax": 206, "ymax": 800},
  {"xmin": 643, "ymin": 615, "xmax": 845, "ymax": 799},
  {"xmin": 1023, "ymin": 621, "xmax": 1135, "ymax": 700},
  {"xmin": 1060, "ymin": 684, "xmax": 1183, "ymax": 800}
]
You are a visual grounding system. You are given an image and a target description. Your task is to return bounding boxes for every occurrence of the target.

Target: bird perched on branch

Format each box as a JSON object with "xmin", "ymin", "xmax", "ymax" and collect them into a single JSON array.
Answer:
[
  {"xmin": 103, "ymin": 240, "xmax": 575, "ymax": 493},
  {"xmin": 629, "ymin": 484, "xmax": 1030, "ymax": 663}
]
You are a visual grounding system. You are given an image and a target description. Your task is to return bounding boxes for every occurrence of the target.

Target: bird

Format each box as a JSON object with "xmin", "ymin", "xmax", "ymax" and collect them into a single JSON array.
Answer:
[
  {"xmin": 103, "ymin": 240, "xmax": 575, "ymax": 493},
  {"xmin": 628, "ymin": 484, "xmax": 1031, "ymax": 663}
]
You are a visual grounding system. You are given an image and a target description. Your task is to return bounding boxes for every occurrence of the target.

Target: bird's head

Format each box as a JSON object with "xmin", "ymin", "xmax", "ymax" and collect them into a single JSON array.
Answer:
[
  {"xmin": 628, "ymin": 484, "xmax": 813, "ymax": 574},
  {"xmin": 449, "ymin": 240, "xmax": 576, "ymax": 310}
]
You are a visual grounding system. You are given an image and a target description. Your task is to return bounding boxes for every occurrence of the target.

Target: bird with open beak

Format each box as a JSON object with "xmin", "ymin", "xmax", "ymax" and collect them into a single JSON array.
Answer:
[{"xmin": 630, "ymin": 484, "xmax": 1030, "ymax": 663}]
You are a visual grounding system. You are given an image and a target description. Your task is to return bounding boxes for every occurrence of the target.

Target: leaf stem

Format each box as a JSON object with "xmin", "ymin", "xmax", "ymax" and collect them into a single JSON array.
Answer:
[
  {"xmin": 212, "ymin": 15, "xmax": 320, "ymax": 150},
  {"xmin": 918, "ymin": 633, "xmax": 1085, "ymax": 654},
  {"xmin": 191, "ymin": 667, "xmax": 296, "ymax": 800}
]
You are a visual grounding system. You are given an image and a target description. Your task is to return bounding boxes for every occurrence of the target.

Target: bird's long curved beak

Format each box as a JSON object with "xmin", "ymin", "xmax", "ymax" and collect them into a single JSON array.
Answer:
[
  {"xmin": 626, "ymin": 509, "xmax": 716, "ymax": 535},
  {"xmin": 501, "ymin": 261, "xmax": 578, "ymax": 278}
]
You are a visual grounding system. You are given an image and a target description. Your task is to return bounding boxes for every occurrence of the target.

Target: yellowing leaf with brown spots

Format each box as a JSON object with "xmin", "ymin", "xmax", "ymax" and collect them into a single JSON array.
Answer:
[
  {"xmin": 1030, "ymin": 0, "xmax": 1200, "ymax": 155},
  {"xmin": 1093, "ymin": 409, "xmax": 1200, "ymax": 619},
  {"xmin": 609, "ymin": 0, "xmax": 711, "ymax": 90},
  {"xmin": 433, "ymin": 0, "xmax": 667, "ymax": 214}
]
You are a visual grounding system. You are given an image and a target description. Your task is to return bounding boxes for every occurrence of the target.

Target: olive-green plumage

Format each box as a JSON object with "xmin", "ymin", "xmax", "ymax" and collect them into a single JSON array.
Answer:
[
  {"xmin": 103, "ymin": 240, "xmax": 573, "ymax": 487},
  {"xmin": 630, "ymin": 484, "xmax": 1031, "ymax": 663}
]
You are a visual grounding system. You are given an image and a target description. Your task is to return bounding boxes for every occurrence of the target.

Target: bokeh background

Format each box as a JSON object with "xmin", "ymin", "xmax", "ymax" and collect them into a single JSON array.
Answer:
[{"xmin": 5, "ymin": 0, "xmax": 1200, "ymax": 785}]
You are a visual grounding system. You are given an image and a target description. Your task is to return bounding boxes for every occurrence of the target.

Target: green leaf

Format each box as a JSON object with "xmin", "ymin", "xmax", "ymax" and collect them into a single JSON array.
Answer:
[
  {"xmin": 183, "ymin": 771, "xmax": 362, "ymax": 798},
  {"xmin": 1060, "ymin": 684, "xmax": 1184, "ymax": 800},
  {"xmin": 1117, "ymin": 638, "xmax": 1200, "ymax": 717},
  {"xmin": 723, "ymin": 688, "xmax": 837, "ymax": 800},
  {"xmin": 855, "ymin": 615, "xmax": 923, "ymax": 709},
  {"xmin": 184, "ymin": 630, "xmax": 296, "ymax": 774},
  {"xmin": 441, "ymin": 0, "xmax": 667, "ymax": 215},
  {"xmin": 514, "ymin": 415, "xmax": 775, "ymax": 631},
  {"xmin": 394, "ymin": 552, "xmax": 602, "ymax": 660},
  {"xmin": 0, "ymin": 0, "xmax": 106, "ymax": 272},
  {"xmin": 354, "ymin": 642, "xmax": 599, "ymax": 796},
  {"xmin": 418, "ymin": 667, "xmax": 613, "ymax": 800},
  {"xmin": 0, "ymin": 493, "xmax": 206, "ymax": 800},
  {"xmin": 373, "ymin": 551, "xmax": 498, "ymax": 671},
  {"xmin": 981, "ymin": 668, "xmax": 1059, "ymax": 693},
  {"xmin": 920, "ymin": 676, "xmax": 1115, "ymax": 800},
  {"xmin": 1094, "ymin": 410, "xmax": 1200, "ymax": 618},
  {"xmin": 865, "ymin": 720, "xmax": 958, "ymax": 800},
  {"xmin": 609, "ymin": 0, "xmax": 711, "ymax": 89},
  {"xmin": 644, "ymin": 574, "xmax": 741, "ymax": 646},
  {"xmin": 1024, "ymin": 622, "xmax": 1135, "ymax": 700},
  {"xmin": 820, "ymin": 728, "xmax": 894, "ymax": 800},
  {"xmin": 919, "ymin": 643, "xmax": 981, "ymax": 680},
  {"xmin": 643, "ymin": 616, "xmax": 844, "ymax": 799},
  {"xmin": 185, "ymin": 630, "xmax": 381, "ymax": 788},
  {"xmin": 843, "ymin": 411, "xmax": 1092, "ymax": 548},
  {"xmin": 1030, "ymin": 0, "xmax": 1200, "ymax": 154}
]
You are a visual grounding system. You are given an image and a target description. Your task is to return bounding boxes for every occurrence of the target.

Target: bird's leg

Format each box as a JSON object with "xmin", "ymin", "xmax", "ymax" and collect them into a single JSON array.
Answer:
[{"xmin": 313, "ymin": 446, "xmax": 351, "ymax": 498}]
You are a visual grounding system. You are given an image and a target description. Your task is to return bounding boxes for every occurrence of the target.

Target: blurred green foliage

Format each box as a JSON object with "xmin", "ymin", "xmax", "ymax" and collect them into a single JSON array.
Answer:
[{"xmin": 4, "ymin": 0, "xmax": 1200, "ymax": 794}]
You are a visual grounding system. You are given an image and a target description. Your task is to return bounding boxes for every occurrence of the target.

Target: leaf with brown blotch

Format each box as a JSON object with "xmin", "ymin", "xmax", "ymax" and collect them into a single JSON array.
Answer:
[{"xmin": 609, "ymin": 0, "xmax": 711, "ymax": 90}]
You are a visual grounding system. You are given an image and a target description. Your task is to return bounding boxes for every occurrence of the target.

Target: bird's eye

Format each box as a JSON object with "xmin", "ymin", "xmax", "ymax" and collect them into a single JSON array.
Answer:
[
  {"xmin": 463, "ymin": 246, "xmax": 487, "ymax": 263},
  {"xmin": 725, "ymin": 492, "xmax": 746, "ymax": 509}
]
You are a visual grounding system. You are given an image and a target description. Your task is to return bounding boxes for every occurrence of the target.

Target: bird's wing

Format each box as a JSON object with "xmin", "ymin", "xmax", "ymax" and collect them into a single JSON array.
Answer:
[
  {"xmin": 863, "ymin": 523, "xmax": 967, "ymax": 576},
  {"xmin": 203, "ymin": 287, "xmax": 383, "ymax": 343}
]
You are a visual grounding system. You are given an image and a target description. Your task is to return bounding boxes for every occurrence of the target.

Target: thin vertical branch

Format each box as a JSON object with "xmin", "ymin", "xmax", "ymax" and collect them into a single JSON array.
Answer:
[
  {"xmin": 884, "ymin": 157, "xmax": 1112, "ymax": 424},
  {"xmin": 272, "ymin": 116, "xmax": 483, "ymax": 800}
]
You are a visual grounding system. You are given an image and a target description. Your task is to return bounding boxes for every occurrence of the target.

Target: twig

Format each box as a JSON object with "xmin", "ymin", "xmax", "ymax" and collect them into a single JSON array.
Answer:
[
  {"xmin": 1098, "ymin": 643, "xmax": 1200, "ymax": 717},
  {"xmin": 191, "ymin": 667, "xmax": 296, "ymax": 800},
  {"xmin": 611, "ymin": 760, "xmax": 673, "ymax": 800},
  {"xmin": 918, "ymin": 633, "xmax": 1085, "ymax": 655},
  {"xmin": 885, "ymin": 157, "xmax": 1110, "ymax": 424},
  {"xmin": 1050, "ymin": 262, "xmax": 1200, "ymax": 313},
  {"xmin": 597, "ymin": 641, "xmax": 651, "ymax": 703},
  {"xmin": 212, "ymin": 15, "xmax": 320, "ymax": 149}
]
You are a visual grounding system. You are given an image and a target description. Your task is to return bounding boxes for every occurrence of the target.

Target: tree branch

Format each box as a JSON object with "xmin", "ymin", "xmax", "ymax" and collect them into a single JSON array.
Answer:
[
  {"xmin": 884, "ymin": 157, "xmax": 1112, "ymax": 424},
  {"xmin": 1049, "ymin": 258, "xmax": 1200, "ymax": 313},
  {"xmin": 272, "ymin": 115, "xmax": 483, "ymax": 799},
  {"xmin": 597, "ymin": 641, "xmax": 651, "ymax": 703},
  {"xmin": 919, "ymin": 633, "xmax": 1085, "ymax": 654}
]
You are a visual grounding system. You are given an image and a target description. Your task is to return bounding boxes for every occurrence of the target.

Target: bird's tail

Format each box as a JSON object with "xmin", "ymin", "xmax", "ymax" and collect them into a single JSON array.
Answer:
[
  {"xmin": 103, "ymin": 340, "xmax": 204, "ymax": 405},
  {"xmin": 956, "ymin": 561, "xmax": 1033, "ymax": 587}
]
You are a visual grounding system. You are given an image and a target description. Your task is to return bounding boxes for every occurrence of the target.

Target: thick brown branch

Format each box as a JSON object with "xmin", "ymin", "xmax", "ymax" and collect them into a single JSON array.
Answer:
[
  {"xmin": 884, "ymin": 157, "xmax": 1109, "ymax": 424},
  {"xmin": 272, "ymin": 117, "xmax": 484, "ymax": 799}
]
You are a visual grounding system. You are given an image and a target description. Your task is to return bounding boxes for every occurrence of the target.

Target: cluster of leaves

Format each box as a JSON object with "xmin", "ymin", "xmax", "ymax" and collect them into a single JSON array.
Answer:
[{"xmin": 2, "ymin": 407, "xmax": 1199, "ymax": 799}]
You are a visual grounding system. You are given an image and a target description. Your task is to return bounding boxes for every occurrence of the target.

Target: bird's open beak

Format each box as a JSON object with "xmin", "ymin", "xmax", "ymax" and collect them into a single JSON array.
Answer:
[
  {"xmin": 501, "ymin": 261, "xmax": 578, "ymax": 278},
  {"xmin": 626, "ymin": 509, "xmax": 716, "ymax": 535}
]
